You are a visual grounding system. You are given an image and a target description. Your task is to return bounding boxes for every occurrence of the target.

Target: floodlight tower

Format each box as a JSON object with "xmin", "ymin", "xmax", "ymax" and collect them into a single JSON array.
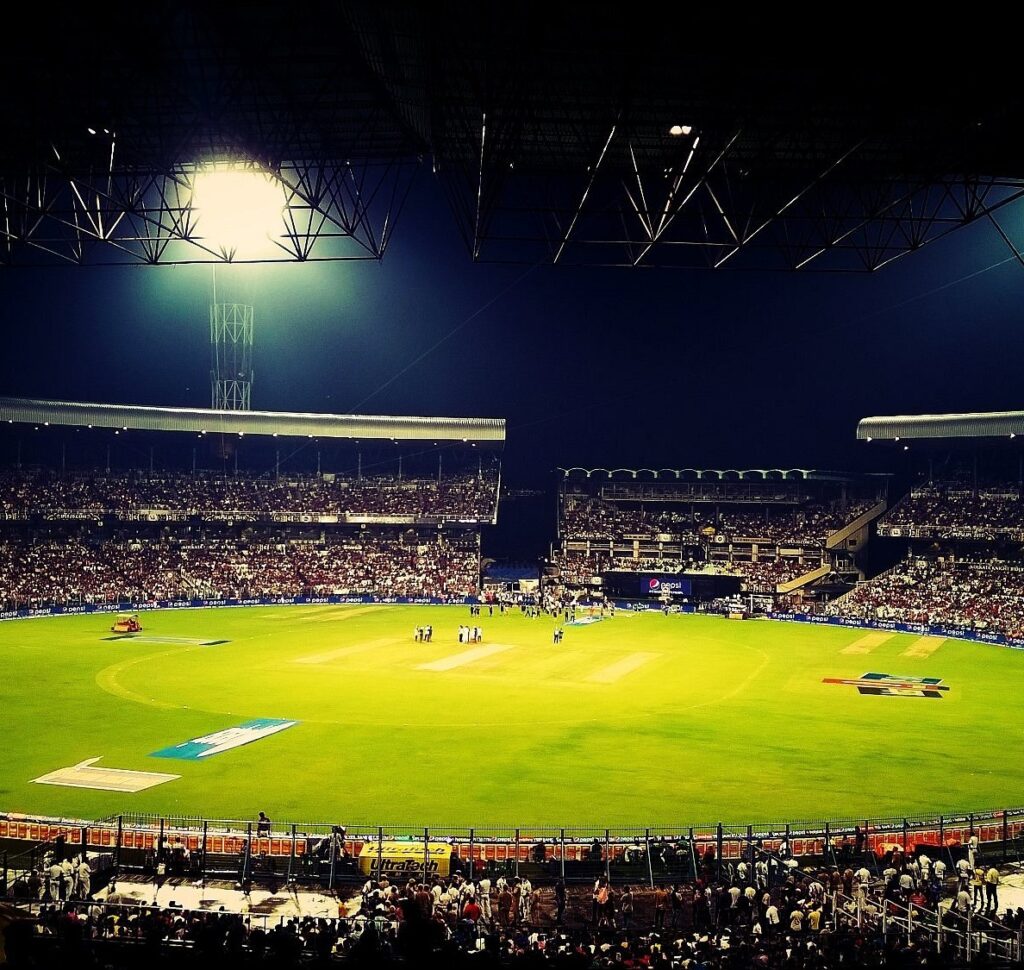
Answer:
[
  {"xmin": 194, "ymin": 165, "xmax": 281, "ymax": 412},
  {"xmin": 210, "ymin": 301, "xmax": 254, "ymax": 410}
]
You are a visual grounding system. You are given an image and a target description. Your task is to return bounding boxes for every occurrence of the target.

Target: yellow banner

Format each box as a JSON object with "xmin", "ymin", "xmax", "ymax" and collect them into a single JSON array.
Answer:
[{"xmin": 357, "ymin": 841, "xmax": 451, "ymax": 878}]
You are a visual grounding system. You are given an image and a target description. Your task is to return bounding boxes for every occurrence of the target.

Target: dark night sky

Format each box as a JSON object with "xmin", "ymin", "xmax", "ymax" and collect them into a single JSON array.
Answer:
[{"xmin": 1, "ymin": 174, "xmax": 1022, "ymax": 485}]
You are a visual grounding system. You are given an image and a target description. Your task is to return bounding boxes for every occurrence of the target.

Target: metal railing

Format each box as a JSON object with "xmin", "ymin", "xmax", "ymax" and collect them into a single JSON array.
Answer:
[
  {"xmin": 4, "ymin": 806, "xmax": 1024, "ymax": 894},
  {"xmin": 833, "ymin": 887, "xmax": 1024, "ymax": 963}
]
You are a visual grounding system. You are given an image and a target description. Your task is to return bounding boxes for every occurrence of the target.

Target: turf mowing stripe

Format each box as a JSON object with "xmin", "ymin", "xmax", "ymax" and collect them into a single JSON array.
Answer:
[
  {"xmin": 586, "ymin": 652, "xmax": 660, "ymax": 683},
  {"xmin": 295, "ymin": 637, "xmax": 402, "ymax": 664},
  {"xmin": 840, "ymin": 633, "xmax": 894, "ymax": 655},
  {"xmin": 517, "ymin": 649, "xmax": 588, "ymax": 680},
  {"xmin": 266, "ymin": 606, "xmax": 341, "ymax": 619},
  {"xmin": 416, "ymin": 643, "xmax": 513, "ymax": 671},
  {"xmin": 309, "ymin": 606, "xmax": 385, "ymax": 623},
  {"xmin": 103, "ymin": 635, "xmax": 229, "ymax": 645},
  {"xmin": 901, "ymin": 636, "xmax": 946, "ymax": 659},
  {"xmin": 267, "ymin": 605, "xmax": 383, "ymax": 620}
]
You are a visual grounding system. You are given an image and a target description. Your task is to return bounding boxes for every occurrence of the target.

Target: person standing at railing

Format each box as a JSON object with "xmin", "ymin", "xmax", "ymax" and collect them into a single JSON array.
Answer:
[
  {"xmin": 620, "ymin": 885, "xmax": 633, "ymax": 931},
  {"xmin": 971, "ymin": 866, "xmax": 985, "ymax": 910},
  {"xmin": 918, "ymin": 852, "xmax": 931, "ymax": 883},
  {"xmin": 45, "ymin": 860, "xmax": 59, "ymax": 897},
  {"xmin": 498, "ymin": 882, "xmax": 515, "ymax": 929},
  {"xmin": 60, "ymin": 856, "xmax": 74, "ymax": 901},
  {"xmin": 957, "ymin": 855, "xmax": 971, "ymax": 892},
  {"xmin": 955, "ymin": 885, "xmax": 972, "ymax": 920},
  {"xmin": 985, "ymin": 865, "xmax": 1000, "ymax": 914},
  {"xmin": 653, "ymin": 884, "xmax": 667, "ymax": 930},
  {"xmin": 27, "ymin": 869, "xmax": 42, "ymax": 901},
  {"xmin": 807, "ymin": 905, "xmax": 823, "ymax": 933},
  {"xmin": 968, "ymin": 832, "xmax": 980, "ymax": 869},
  {"xmin": 77, "ymin": 857, "xmax": 91, "ymax": 900},
  {"xmin": 477, "ymin": 875, "xmax": 492, "ymax": 924},
  {"xmin": 755, "ymin": 857, "xmax": 768, "ymax": 889},
  {"xmin": 855, "ymin": 864, "xmax": 870, "ymax": 899}
]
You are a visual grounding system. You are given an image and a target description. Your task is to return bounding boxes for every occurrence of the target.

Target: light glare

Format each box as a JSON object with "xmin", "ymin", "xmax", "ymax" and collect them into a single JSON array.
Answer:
[{"xmin": 192, "ymin": 167, "xmax": 284, "ymax": 256}]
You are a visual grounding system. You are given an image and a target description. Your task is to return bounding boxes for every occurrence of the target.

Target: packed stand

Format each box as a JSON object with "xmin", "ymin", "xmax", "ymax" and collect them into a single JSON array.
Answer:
[
  {"xmin": 826, "ymin": 557, "xmax": 1024, "ymax": 638},
  {"xmin": 553, "ymin": 551, "xmax": 705, "ymax": 585},
  {"xmin": 561, "ymin": 497, "xmax": 699, "ymax": 542},
  {"xmin": 0, "ymin": 533, "xmax": 480, "ymax": 609},
  {"xmin": 6, "ymin": 839, "xmax": 1020, "ymax": 969},
  {"xmin": 562, "ymin": 496, "xmax": 876, "ymax": 547},
  {"xmin": 714, "ymin": 500, "xmax": 876, "ymax": 545},
  {"xmin": 0, "ymin": 469, "xmax": 499, "ymax": 523},
  {"xmin": 880, "ymin": 484, "xmax": 1024, "ymax": 538},
  {"xmin": 554, "ymin": 549, "xmax": 819, "ymax": 593},
  {"xmin": 729, "ymin": 559, "xmax": 823, "ymax": 594}
]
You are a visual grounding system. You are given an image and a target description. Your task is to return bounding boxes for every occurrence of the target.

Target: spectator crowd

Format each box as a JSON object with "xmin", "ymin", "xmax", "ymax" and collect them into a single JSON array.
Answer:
[
  {"xmin": 881, "ymin": 484, "xmax": 1024, "ymax": 538},
  {"xmin": 827, "ymin": 557, "xmax": 1024, "ymax": 638},
  {"xmin": 0, "ymin": 470, "xmax": 499, "ymax": 523},
  {"xmin": 562, "ymin": 495, "xmax": 876, "ymax": 548},
  {"xmin": 553, "ymin": 550, "xmax": 821, "ymax": 595},
  {"xmin": 5, "ymin": 840, "xmax": 1023, "ymax": 969},
  {"xmin": 0, "ymin": 532, "xmax": 480, "ymax": 609}
]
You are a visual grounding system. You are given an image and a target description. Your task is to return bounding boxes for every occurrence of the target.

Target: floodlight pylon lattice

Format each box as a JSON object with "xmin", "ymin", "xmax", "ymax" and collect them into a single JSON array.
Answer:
[{"xmin": 210, "ymin": 303, "xmax": 254, "ymax": 411}]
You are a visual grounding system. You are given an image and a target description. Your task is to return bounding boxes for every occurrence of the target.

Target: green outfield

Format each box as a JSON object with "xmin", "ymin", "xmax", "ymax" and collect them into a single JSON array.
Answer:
[{"xmin": 1, "ymin": 605, "xmax": 1021, "ymax": 828}]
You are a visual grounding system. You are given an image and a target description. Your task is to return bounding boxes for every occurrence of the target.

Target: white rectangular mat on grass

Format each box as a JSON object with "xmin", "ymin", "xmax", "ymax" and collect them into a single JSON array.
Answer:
[{"xmin": 33, "ymin": 758, "xmax": 180, "ymax": 792}]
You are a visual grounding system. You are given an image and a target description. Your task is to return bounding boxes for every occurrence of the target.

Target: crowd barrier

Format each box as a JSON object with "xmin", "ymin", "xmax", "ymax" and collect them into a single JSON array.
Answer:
[
  {"xmin": 2, "ymin": 596, "xmax": 1019, "ymax": 652},
  {"xmin": 3, "ymin": 806, "xmax": 1024, "ymax": 874},
  {"xmin": 766, "ymin": 610, "xmax": 1024, "ymax": 650}
]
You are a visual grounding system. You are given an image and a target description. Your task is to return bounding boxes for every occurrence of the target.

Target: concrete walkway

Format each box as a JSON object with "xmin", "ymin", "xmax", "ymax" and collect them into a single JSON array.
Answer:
[{"xmin": 93, "ymin": 874, "xmax": 360, "ymax": 922}]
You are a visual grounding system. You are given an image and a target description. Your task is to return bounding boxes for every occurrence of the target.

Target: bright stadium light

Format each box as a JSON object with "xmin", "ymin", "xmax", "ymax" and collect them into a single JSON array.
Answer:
[{"xmin": 191, "ymin": 166, "xmax": 285, "ymax": 258}]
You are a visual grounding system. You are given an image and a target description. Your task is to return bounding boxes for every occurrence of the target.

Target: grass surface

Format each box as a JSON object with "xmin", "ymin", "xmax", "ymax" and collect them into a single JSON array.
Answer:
[{"xmin": 1, "ymin": 605, "xmax": 1021, "ymax": 828}]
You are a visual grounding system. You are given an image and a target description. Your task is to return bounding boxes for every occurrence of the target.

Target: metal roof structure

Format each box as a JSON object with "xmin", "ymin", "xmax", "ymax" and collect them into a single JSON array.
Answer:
[
  {"xmin": 0, "ymin": 398, "xmax": 505, "ymax": 443},
  {"xmin": 2, "ymin": 4, "xmax": 1023, "ymax": 269},
  {"xmin": 558, "ymin": 467, "xmax": 857, "ymax": 481},
  {"xmin": 857, "ymin": 411, "xmax": 1024, "ymax": 442}
]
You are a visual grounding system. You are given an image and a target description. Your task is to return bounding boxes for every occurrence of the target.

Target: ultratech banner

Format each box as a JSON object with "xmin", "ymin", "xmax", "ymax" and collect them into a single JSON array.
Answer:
[{"xmin": 358, "ymin": 841, "xmax": 451, "ymax": 878}]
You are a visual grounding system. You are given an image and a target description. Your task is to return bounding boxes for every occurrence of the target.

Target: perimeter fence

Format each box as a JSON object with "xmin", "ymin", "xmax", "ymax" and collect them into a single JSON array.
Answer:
[{"xmin": 3, "ymin": 806, "xmax": 1024, "ymax": 891}]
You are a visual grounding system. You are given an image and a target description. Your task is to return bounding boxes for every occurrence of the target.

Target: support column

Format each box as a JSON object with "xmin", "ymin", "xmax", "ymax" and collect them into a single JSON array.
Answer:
[
  {"xmin": 716, "ymin": 823, "xmax": 723, "ymax": 881},
  {"xmin": 423, "ymin": 827, "xmax": 430, "ymax": 884},
  {"xmin": 201, "ymin": 821, "xmax": 208, "ymax": 888},
  {"xmin": 287, "ymin": 824, "xmax": 296, "ymax": 884},
  {"xmin": 645, "ymin": 829, "xmax": 654, "ymax": 889}
]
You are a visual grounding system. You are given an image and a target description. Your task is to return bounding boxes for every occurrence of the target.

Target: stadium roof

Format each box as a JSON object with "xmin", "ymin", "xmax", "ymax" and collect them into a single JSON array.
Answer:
[
  {"xmin": 857, "ymin": 411, "xmax": 1024, "ymax": 442},
  {"xmin": 3, "ymin": 7, "xmax": 1024, "ymax": 268},
  {"xmin": 559, "ymin": 467, "xmax": 860, "ymax": 481},
  {"xmin": 0, "ymin": 398, "xmax": 505, "ymax": 443}
]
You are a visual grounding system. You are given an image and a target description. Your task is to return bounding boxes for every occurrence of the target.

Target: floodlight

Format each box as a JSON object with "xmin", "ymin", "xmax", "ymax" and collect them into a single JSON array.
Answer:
[
  {"xmin": 191, "ymin": 166, "xmax": 285, "ymax": 257},
  {"xmin": 669, "ymin": 124, "xmax": 693, "ymax": 136}
]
